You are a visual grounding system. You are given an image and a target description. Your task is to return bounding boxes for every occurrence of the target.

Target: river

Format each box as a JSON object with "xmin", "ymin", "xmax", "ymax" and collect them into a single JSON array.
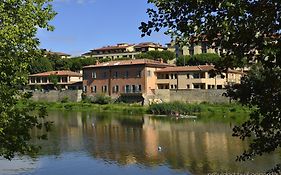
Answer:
[{"xmin": 0, "ymin": 111, "xmax": 280, "ymax": 175}]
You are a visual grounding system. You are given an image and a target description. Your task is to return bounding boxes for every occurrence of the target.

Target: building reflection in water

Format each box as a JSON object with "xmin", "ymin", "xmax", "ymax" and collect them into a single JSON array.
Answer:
[{"xmin": 31, "ymin": 111, "xmax": 281, "ymax": 174}]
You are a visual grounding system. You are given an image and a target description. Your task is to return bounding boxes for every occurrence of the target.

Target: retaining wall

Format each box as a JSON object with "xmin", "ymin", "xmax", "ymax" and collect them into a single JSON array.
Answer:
[{"xmin": 31, "ymin": 90, "xmax": 83, "ymax": 102}]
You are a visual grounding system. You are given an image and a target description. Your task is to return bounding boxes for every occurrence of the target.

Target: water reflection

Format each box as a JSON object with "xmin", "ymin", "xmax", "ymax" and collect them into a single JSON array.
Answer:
[{"xmin": 2, "ymin": 111, "xmax": 281, "ymax": 175}]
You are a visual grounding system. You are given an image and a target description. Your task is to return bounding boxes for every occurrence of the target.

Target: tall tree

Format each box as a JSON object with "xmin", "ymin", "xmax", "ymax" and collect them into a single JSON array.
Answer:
[
  {"xmin": 0, "ymin": 0, "xmax": 56, "ymax": 159},
  {"xmin": 140, "ymin": 0, "xmax": 281, "ymax": 172}
]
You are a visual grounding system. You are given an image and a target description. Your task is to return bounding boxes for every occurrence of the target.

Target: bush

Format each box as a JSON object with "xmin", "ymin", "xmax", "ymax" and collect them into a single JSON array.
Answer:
[
  {"xmin": 148, "ymin": 102, "xmax": 201, "ymax": 115},
  {"xmin": 91, "ymin": 94, "xmax": 112, "ymax": 105},
  {"xmin": 61, "ymin": 96, "xmax": 69, "ymax": 103}
]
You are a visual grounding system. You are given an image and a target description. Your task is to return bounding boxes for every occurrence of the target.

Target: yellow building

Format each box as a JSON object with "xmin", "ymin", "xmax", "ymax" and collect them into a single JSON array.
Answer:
[{"xmin": 155, "ymin": 65, "xmax": 243, "ymax": 90}]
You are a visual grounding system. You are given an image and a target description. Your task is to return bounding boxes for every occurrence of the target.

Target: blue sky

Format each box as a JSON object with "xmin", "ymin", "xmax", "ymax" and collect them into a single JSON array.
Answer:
[{"xmin": 37, "ymin": 0, "xmax": 170, "ymax": 56}]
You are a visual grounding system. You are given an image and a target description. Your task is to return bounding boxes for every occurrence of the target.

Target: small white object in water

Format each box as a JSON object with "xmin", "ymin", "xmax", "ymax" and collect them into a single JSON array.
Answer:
[{"xmin": 158, "ymin": 146, "xmax": 162, "ymax": 151}]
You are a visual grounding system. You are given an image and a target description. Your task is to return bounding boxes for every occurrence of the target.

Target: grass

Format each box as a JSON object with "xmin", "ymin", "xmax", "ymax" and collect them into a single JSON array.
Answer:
[{"xmin": 17, "ymin": 100, "xmax": 251, "ymax": 122}]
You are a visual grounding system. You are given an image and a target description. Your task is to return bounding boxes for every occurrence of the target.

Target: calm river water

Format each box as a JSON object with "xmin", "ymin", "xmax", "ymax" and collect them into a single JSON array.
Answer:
[{"xmin": 0, "ymin": 111, "xmax": 280, "ymax": 175}]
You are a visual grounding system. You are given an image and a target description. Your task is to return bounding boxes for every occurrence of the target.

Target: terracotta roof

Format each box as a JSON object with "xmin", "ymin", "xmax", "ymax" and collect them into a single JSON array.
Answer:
[
  {"xmin": 91, "ymin": 44, "xmax": 135, "ymax": 51},
  {"xmin": 83, "ymin": 59, "xmax": 175, "ymax": 69},
  {"xmin": 155, "ymin": 65, "xmax": 215, "ymax": 73},
  {"xmin": 29, "ymin": 70, "xmax": 82, "ymax": 77}
]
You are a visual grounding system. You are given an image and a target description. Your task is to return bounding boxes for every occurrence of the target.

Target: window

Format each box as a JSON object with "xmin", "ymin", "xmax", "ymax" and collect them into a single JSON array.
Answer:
[
  {"xmin": 187, "ymin": 74, "xmax": 190, "ymax": 79},
  {"xmin": 174, "ymin": 84, "xmax": 177, "ymax": 89},
  {"xmin": 92, "ymin": 72, "xmax": 97, "ymax": 79},
  {"xmin": 83, "ymin": 86, "xmax": 87, "ymax": 92},
  {"xmin": 137, "ymin": 71, "xmax": 141, "ymax": 78},
  {"xmin": 91, "ymin": 86, "xmax": 97, "ymax": 93},
  {"xmin": 125, "ymin": 71, "xmax": 129, "ymax": 78},
  {"xmin": 138, "ymin": 85, "xmax": 142, "ymax": 92},
  {"xmin": 36, "ymin": 77, "xmax": 41, "ymax": 83},
  {"xmin": 132, "ymin": 85, "xmax": 136, "ymax": 93},
  {"xmin": 170, "ymin": 85, "xmax": 174, "ymax": 89},
  {"xmin": 102, "ymin": 85, "xmax": 107, "ymax": 93},
  {"xmin": 165, "ymin": 74, "xmax": 169, "ymax": 79},
  {"xmin": 42, "ymin": 77, "xmax": 48, "ymax": 83},
  {"xmin": 125, "ymin": 85, "xmax": 131, "ymax": 93},
  {"xmin": 61, "ymin": 77, "xmax": 68, "ymax": 83},
  {"xmin": 113, "ymin": 85, "xmax": 119, "ymax": 93},
  {"xmin": 217, "ymin": 85, "xmax": 223, "ymax": 89},
  {"xmin": 174, "ymin": 74, "xmax": 178, "ymax": 79},
  {"xmin": 147, "ymin": 70, "xmax": 151, "ymax": 77},
  {"xmin": 114, "ymin": 72, "xmax": 118, "ymax": 78},
  {"xmin": 193, "ymin": 73, "xmax": 200, "ymax": 79},
  {"xmin": 187, "ymin": 85, "xmax": 190, "ymax": 89},
  {"xmin": 170, "ymin": 74, "xmax": 174, "ymax": 79},
  {"xmin": 200, "ymin": 73, "xmax": 205, "ymax": 78},
  {"xmin": 30, "ymin": 77, "xmax": 35, "ymax": 83}
]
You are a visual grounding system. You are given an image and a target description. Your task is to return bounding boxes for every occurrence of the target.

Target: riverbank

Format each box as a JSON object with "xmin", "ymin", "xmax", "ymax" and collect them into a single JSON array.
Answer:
[{"xmin": 18, "ymin": 100, "xmax": 251, "ymax": 121}]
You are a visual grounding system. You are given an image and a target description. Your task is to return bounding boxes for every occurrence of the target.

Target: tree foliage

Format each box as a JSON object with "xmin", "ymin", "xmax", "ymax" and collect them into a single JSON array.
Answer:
[
  {"xmin": 176, "ymin": 53, "xmax": 221, "ymax": 66},
  {"xmin": 135, "ymin": 50, "xmax": 176, "ymax": 62},
  {"xmin": 0, "ymin": 0, "xmax": 55, "ymax": 159},
  {"xmin": 140, "ymin": 0, "xmax": 281, "ymax": 172}
]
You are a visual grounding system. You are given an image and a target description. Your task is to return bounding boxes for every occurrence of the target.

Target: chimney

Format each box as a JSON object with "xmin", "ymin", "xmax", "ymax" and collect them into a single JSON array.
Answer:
[
  {"xmin": 96, "ymin": 60, "xmax": 100, "ymax": 65},
  {"xmin": 160, "ymin": 58, "xmax": 164, "ymax": 63}
]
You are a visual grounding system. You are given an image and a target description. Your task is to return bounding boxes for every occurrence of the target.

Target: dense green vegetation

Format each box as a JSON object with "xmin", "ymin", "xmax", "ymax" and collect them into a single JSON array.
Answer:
[
  {"xmin": 176, "ymin": 53, "xmax": 221, "ymax": 66},
  {"xmin": 135, "ymin": 50, "xmax": 176, "ymax": 63},
  {"xmin": 0, "ymin": 0, "xmax": 56, "ymax": 160}
]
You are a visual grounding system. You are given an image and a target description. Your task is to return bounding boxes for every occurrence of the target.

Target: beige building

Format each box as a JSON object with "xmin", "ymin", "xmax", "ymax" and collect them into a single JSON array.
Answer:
[
  {"xmin": 83, "ymin": 59, "xmax": 174, "ymax": 98},
  {"xmin": 29, "ymin": 70, "xmax": 83, "ymax": 90},
  {"xmin": 155, "ymin": 65, "xmax": 243, "ymax": 90},
  {"xmin": 82, "ymin": 42, "xmax": 166, "ymax": 60}
]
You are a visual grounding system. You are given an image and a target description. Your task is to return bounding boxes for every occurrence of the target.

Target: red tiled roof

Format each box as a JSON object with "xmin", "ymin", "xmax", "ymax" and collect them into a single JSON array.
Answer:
[
  {"xmin": 83, "ymin": 59, "xmax": 175, "ymax": 69},
  {"xmin": 29, "ymin": 70, "xmax": 82, "ymax": 77},
  {"xmin": 155, "ymin": 65, "xmax": 215, "ymax": 73}
]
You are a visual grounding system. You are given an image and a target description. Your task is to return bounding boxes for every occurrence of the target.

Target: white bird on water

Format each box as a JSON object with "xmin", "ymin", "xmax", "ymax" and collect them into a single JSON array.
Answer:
[{"xmin": 158, "ymin": 146, "xmax": 162, "ymax": 151}]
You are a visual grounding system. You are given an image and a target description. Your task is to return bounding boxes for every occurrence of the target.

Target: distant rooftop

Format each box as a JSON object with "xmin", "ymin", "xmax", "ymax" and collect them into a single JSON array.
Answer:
[
  {"xmin": 43, "ymin": 50, "xmax": 71, "ymax": 57},
  {"xmin": 83, "ymin": 59, "xmax": 174, "ymax": 69},
  {"xmin": 29, "ymin": 70, "xmax": 82, "ymax": 77}
]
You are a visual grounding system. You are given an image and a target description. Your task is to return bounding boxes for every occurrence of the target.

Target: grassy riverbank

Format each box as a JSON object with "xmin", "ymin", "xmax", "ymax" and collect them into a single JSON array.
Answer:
[{"xmin": 18, "ymin": 100, "xmax": 251, "ymax": 121}]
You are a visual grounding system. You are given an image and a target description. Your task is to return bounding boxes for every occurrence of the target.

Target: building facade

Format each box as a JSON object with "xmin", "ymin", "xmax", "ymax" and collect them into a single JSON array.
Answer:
[
  {"xmin": 155, "ymin": 65, "xmax": 243, "ymax": 90},
  {"xmin": 83, "ymin": 59, "xmax": 174, "ymax": 98},
  {"xmin": 82, "ymin": 42, "xmax": 166, "ymax": 60},
  {"xmin": 28, "ymin": 70, "xmax": 82, "ymax": 90}
]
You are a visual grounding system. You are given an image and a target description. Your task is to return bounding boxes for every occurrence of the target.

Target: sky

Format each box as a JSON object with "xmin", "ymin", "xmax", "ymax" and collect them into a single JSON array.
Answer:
[{"xmin": 37, "ymin": 0, "xmax": 170, "ymax": 56}]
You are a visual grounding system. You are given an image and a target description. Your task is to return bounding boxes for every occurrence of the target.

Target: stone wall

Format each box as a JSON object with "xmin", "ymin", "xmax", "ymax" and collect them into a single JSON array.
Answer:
[
  {"xmin": 31, "ymin": 90, "xmax": 83, "ymax": 102},
  {"xmin": 151, "ymin": 89, "xmax": 229, "ymax": 104}
]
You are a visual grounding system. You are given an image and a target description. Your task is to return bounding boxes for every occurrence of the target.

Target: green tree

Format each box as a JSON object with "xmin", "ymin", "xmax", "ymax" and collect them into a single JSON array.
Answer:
[
  {"xmin": 0, "ymin": 0, "xmax": 56, "ymax": 159},
  {"xmin": 136, "ymin": 50, "xmax": 175, "ymax": 62},
  {"xmin": 29, "ymin": 56, "xmax": 53, "ymax": 74},
  {"xmin": 140, "ymin": 0, "xmax": 281, "ymax": 172}
]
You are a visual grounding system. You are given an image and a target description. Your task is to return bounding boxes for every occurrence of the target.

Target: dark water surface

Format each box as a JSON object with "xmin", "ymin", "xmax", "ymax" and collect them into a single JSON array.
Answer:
[{"xmin": 0, "ymin": 111, "xmax": 280, "ymax": 175}]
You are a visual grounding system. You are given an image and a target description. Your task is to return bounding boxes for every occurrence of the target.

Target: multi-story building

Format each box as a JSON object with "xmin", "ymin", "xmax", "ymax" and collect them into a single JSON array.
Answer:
[
  {"xmin": 155, "ymin": 65, "xmax": 243, "ymax": 90},
  {"xmin": 82, "ymin": 59, "xmax": 174, "ymax": 98},
  {"xmin": 82, "ymin": 42, "xmax": 166, "ymax": 60},
  {"xmin": 28, "ymin": 70, "xmax": 82, "ymax": 90},
  {"xmin": 167, "ymin": 41, "xmax": 219, "ymax": 57}
]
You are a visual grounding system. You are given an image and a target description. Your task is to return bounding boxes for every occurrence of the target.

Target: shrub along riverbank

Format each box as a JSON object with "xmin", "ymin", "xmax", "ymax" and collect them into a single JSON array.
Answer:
[{"xmin": 18, "ymin": 100, "xmax": 251, "ymax": 121}]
